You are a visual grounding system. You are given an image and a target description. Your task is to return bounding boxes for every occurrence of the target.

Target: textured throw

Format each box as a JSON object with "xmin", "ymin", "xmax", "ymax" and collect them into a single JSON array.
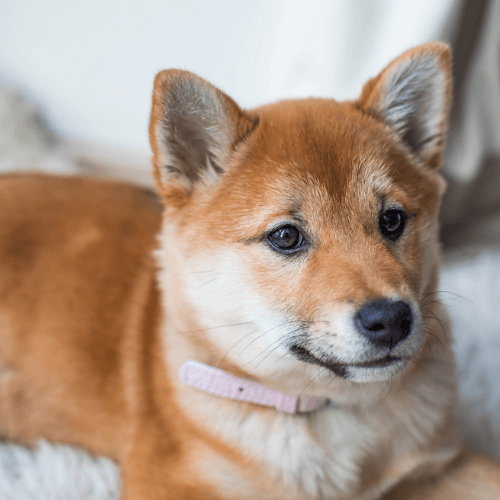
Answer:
[{"xmin": 0, "ymin": 440, "xmax": 120, "ymax": 500}]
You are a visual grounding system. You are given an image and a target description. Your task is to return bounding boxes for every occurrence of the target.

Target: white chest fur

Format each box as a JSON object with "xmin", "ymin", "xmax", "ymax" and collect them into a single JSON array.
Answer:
[{"xmin": 174, "ymin": 352, "xmax": 459, "ymax": 500}]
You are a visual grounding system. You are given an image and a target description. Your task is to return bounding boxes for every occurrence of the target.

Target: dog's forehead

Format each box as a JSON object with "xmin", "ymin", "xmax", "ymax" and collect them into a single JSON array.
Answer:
[
  {"xmin": 227, "ymin": 99, "xmax": 429, "ymax": 206},
  {"xmin": 249, "ymin": 98, "xmax": 377, "ymax": 187}
]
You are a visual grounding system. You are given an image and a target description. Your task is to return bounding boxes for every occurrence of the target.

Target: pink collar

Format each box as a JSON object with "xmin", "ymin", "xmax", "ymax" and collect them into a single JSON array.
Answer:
[{"xmin": 180, "ymin": 359, "xmax": 328, "ymax": 414}]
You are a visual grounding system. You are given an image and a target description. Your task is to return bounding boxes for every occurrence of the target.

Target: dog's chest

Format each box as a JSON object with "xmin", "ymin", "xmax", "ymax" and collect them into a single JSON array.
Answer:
[
  {"xmin": 212, "ymin": 406, "xmax": 386, "ymax": 500},
  {"xmin": 208, "ymin": 377, "xmax": 455, "ymax": 500}
]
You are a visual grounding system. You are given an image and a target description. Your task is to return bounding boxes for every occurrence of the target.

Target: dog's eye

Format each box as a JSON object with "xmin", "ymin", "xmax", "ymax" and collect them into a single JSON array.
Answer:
[
  {"xmin": 268, "ymin": 225, "xmax": 305, "ymax": 253},
  {"xmin": 379, "ymin": 209, "xmax": 407, "ymax": 241}
]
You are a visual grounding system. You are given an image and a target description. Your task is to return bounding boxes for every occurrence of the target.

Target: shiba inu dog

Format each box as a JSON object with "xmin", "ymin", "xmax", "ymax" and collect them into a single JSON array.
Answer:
[{"xmin": 1, "ymin": 42, "xmax": 500, "ymax": 499}]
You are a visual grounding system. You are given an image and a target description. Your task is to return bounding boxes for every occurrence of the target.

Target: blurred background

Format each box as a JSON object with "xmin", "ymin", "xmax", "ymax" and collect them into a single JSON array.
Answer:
[{"xmin": 0, "ymin": 0, "xmax": 499, "ymax": 495}]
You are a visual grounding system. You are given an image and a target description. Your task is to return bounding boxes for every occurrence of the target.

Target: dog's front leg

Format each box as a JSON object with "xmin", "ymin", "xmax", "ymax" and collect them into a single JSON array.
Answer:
[{"xmin": 121, "ymin": 423, "xmax": 236, "ymax": 500}]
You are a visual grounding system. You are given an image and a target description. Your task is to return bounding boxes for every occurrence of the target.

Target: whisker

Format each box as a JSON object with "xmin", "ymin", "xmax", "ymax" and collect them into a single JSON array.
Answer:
[
  {"xmin": 427, "ymin": 338, "xmax": 435, "ymax": 362},
  {"xmin": 242, "ymin": 327, "xmax": 306, "ymax": 367},
  {"xmin": 423, "ymin": 311, "xmax": 448, "ymax": 341},
  {"xmin": 197, "ymin": 277, "xmax": 218, "ymax": 290},
  {"xmin": 174, "ymin": 269, "xmax": 217, "ymax": 275},
  {"xmin": 421, "ymin": 299, "xmax": 448, "ymax": 307},
  {"xmin": 421, "ymin": 290, "xmax": 472, "ymax": 304},
  {"xmin": 300, "ymin": 367, "xmax": 328, "ymax": 396},
  {"xmin": 180, "ymin": 321, "xmax": 253, "ymax": 334},
  {"xmin": 424, "ymin": 315, "xmax": 448, "ymax": 338},
  {"xmin": 274, "ymin": 350, "xmax": 296, "ymax": 365},
  {"xmin": 216, "ymin": 329, "xmax": 258, "ymax": 368},
  {"xmin": 252, "ymin": 332, "xmax": 308, "ymax": 369},
  {"xmin": 237, "ymin": 320, "xmax": 311, "ymax": 358},
  {"xmin": 425, "ymin": 327, "xmax": 444, "ymax": 350}
]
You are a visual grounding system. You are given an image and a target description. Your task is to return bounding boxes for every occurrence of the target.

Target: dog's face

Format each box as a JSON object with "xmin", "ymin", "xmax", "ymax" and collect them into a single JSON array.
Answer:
[{"xmin": 150, "ymin": 44, "xmax": 451, "ymax": 395}]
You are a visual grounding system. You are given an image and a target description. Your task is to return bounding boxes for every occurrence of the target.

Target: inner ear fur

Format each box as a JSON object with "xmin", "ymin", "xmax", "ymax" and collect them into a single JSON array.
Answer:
[
  {"xmin": 357, "ymin": 43, "xmax": 452, "ymax": 170},
  {"xmin": 149, "ymin": 69, "xmax": 258, "ymax": 199}
]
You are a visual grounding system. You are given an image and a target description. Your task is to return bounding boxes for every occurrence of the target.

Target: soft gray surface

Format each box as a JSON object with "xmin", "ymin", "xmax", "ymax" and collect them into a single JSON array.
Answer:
[
  {"xmin": 0, "ymin": 441, "xmax": 120, "ymax": 500},
  {"xmin": 441, "ymin": 248, "xmax": 500, "ymax": 457},
  {"xmin": 0, "ymin": 88, "xmax": 81, "ymax": 175}
]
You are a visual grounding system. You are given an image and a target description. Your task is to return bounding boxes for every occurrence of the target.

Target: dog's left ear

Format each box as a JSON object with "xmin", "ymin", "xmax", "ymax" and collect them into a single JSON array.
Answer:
[{"xmin": 357, "ymin": 43, "xmax": 452, "ymax": 169}]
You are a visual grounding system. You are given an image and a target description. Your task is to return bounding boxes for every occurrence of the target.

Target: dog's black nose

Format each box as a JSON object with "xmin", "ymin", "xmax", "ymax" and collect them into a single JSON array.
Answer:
[{"xmin": 355, "ymin": 299, "xmax": 413, "ymax": 348}]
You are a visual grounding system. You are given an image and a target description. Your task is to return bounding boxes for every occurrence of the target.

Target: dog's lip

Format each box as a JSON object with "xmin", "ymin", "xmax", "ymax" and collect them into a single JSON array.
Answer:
[
  {"xmin": 290, "ymin": 344, "xmax": 403, "ymax": 373},
  {"xmin": 349, "ymin": 357, "xmax": 402, "ymax": 368}
]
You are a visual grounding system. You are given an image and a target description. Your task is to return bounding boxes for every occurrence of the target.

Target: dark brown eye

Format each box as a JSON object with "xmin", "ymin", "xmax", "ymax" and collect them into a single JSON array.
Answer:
[
  {"xmin": 268, "ymin": 225, "xmax": 305, "ymax": 253},
  {"xmin": 379, "ymin": 209, "xmax": 407, "ymax": 241}
]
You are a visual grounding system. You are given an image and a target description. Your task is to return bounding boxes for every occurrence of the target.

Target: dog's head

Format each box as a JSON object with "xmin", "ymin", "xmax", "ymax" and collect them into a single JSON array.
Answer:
[{"xmin": 150, "ymin": 44, "xmax": 452, "ymax": 395}]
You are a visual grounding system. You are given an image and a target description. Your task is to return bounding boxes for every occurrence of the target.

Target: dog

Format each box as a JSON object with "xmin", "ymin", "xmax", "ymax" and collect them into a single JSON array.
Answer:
[{"xmin": 1, "ymin": 42, "xmax": 500, "ymax": 499}]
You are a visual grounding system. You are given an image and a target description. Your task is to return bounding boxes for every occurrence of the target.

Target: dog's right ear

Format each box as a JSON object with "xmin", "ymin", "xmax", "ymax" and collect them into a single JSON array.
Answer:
[{"xmin": 149, "ymin": 70, "xmax": 257, "ymax": 202}]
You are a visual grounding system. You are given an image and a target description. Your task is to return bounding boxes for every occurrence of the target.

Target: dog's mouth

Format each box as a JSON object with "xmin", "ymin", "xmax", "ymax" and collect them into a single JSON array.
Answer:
[{"xmin": 290, "ymin": 344, "xmax": 406, "ymax": 380}]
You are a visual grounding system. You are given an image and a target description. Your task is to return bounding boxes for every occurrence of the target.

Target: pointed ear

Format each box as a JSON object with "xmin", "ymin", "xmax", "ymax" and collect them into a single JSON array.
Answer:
[
  {"xmin": 357, "ymin": 43, "xmax": 452, "ymax": 169},
  {"xmin": 149, "ymin": 70, "xmax": 258, "ymax": 200}
]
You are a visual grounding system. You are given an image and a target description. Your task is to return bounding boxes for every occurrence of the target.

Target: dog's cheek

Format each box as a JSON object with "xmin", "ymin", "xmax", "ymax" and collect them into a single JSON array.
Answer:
[
  {"xmin": 393, "ymin": 210, "xmax": 441, "ymax": 301},
  {"xmin": 417, "ymin": 221, "xmax": 442, "ymax": 300},
  {"xmin": 236, "ymin": 251, "xmax": 318, "ymax": 320}
]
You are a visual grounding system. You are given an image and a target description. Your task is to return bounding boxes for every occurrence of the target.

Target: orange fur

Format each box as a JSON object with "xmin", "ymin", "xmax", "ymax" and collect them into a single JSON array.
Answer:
[{"xmin": 0, "ymin": 43, "xmax": 499, "ymax": 499}]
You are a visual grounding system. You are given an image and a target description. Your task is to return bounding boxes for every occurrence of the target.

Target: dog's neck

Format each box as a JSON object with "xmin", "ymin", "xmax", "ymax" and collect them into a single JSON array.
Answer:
[{"xmin": 179, "ymin": 359, "xmax": 329, "ymax": 414}]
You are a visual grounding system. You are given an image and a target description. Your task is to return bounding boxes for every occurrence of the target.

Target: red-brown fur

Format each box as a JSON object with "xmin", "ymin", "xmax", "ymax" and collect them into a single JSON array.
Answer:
[{"xmin": 1, "ymin": 43, "xmax": 499, "ymax": 499}]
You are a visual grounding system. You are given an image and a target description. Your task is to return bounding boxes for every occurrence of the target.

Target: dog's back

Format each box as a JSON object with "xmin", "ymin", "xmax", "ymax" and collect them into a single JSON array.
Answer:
[{"xmin": 0, "ymin": 175, "xmax": 162, "ymax": 457}]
